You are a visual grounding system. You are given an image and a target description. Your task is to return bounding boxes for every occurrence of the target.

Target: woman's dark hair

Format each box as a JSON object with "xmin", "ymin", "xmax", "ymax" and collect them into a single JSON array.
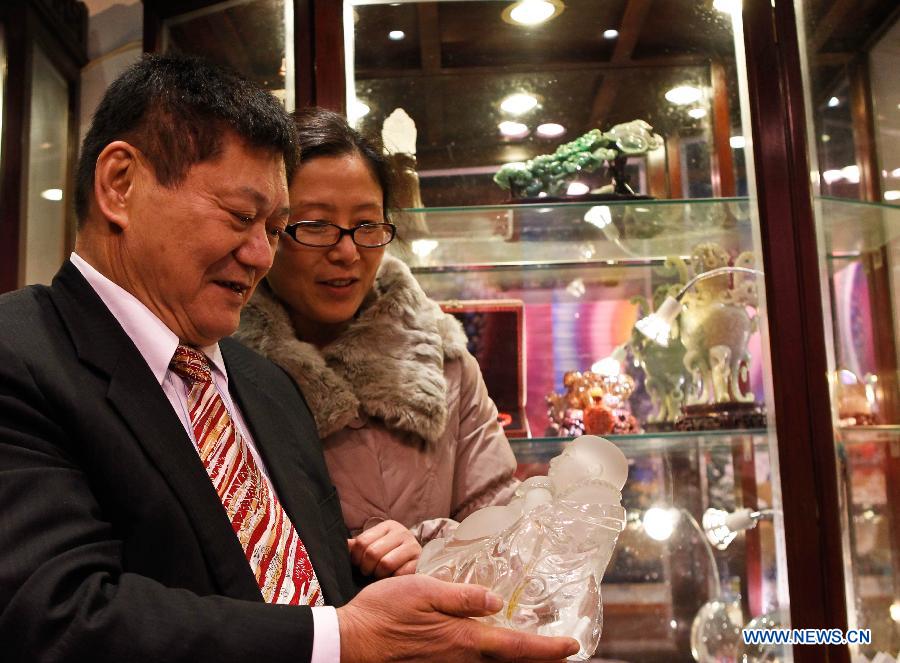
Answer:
[{"xmin": 291, "ymin": 107, "xmax": 394, "ymax": 215}]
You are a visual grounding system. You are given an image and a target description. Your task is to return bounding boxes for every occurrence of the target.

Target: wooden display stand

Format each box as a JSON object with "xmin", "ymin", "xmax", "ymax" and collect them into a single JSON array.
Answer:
[{"xmin": 439, "ymin": 299, "xmax": 530, "ymax": 439}]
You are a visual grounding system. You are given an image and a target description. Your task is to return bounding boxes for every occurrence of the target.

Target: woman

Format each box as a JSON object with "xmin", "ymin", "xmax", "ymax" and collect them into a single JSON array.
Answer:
[{"xmin": 236, "ymin": 107, "xmax": 519, "ymax": 580}]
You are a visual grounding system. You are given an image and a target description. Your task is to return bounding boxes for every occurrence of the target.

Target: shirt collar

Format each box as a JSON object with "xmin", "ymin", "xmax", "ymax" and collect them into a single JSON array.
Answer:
[{"xmin": 69, "ymin": 252, "xmax": 227, "ymax": 385}]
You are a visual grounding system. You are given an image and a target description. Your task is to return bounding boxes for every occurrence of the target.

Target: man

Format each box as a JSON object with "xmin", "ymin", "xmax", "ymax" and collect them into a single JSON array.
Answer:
[{"xmin": 0, "ymin": 55, "xmax": 578, "ymax": 662}]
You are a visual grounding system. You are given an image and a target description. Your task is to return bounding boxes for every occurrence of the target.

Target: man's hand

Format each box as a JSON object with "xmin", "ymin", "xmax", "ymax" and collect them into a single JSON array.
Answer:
[
  {"xmin": 336, "ymin": 575, "xmax": 580, "ymax": 662},
  {"xmin": 348, "ymin": 520, "xmax": 421, "ymax": 578}
]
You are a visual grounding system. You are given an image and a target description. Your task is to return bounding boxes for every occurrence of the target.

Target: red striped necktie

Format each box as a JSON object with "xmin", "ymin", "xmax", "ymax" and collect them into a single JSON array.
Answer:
[{"xmin": 170, "ymin": 345, "xmax": 323, "ymax": 606}]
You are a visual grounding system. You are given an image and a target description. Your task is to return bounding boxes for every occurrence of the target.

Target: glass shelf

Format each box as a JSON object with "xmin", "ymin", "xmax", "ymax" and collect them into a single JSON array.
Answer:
[
  {"xmin": 512, "ymin": 429, "xmax": 768, "ymax": 459},
  {"xmin": 395, "ymin": 196, "xmax": 756, "ymax": 269},
  {"xmin": 396, "ymin": 196, "xmax": 900, "ymax": 271},
  {"xmin": 820, "ymin": 196, "xmax": 900, "ymax": 257}
]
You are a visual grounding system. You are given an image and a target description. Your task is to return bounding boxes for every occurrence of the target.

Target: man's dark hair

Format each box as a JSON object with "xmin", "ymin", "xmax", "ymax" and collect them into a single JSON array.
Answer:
[
  {"xmin": 75, "ymin": 54, "xmax": 298, "ymax": 224},
  {"xmin": 291, "ymin": 107, "xmax": 395, "ymax": 215}
]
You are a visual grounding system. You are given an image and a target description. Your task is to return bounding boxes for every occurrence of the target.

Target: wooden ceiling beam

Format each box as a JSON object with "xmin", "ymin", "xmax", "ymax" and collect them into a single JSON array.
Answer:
[
  {"xmin": 611, "ymin": 0, "xmax": 653, "ymax": 64},
  {"xmin": 589, "ymin": 0, "xmax": 653, "ymax": 126},
  {"xmin": 417, "ymin": 2, "xmax": 443, "ymax": 146},
  {"xmin": 417, "ymin": 2, "xmax": 441, "ymax": 71},
  {"xmin": 355, "ymin": 54, "xmax": 710, "ymax": 80},
  {"xmin": 811, "ymin": 0, "xmax": 856, "ymax": 54}
]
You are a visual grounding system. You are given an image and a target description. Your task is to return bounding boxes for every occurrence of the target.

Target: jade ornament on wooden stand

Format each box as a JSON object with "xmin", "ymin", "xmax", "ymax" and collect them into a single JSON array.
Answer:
[{"xmin": 493, "ymin": 120, "xmax": 662, "ymax": 199}]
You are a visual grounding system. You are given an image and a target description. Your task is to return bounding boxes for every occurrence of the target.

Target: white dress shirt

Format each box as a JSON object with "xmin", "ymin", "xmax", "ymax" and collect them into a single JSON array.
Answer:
[{"xmin": 70, "ymin": 252, "xmax": 340, "ymax": 662}]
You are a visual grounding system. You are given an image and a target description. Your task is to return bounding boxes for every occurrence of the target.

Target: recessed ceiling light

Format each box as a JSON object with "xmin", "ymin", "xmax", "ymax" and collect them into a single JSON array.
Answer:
[
  {"xmin": 688, "ymin": 108, "xmax": 707, "ymax": 119},
  {"xmin": 566, "ymin": 182, "xmax": 589, "ymax": 195},
  {"xmin": 729, "ymin": 135, "xmax": 746, "ymax": 149},
  {"xmin": 821, "ymin": 134, "xmax": 831, "ymax": 143},
  {"xmin": 536, "ymin": 122, "xmax": 566, "ymax": 138},
  {"xmin": 498, "ymin": 121, "xmax": 530, "ymax": 138},
  {"xmin": 40, "ymin": 188, "xmax": 63, "ymax": 201},
  {"xmin": 603, "ymin": 29, "xmax": 619, "ymax": 39},
  {"xmin": 822, "ymin": 169, "xmax": 842, "ymax": 184},
  {"xmin": 828, "ymin": 96, "xmax": 840, "ymax": 107},
  {"xmin": 884, "ymin": 190, "xmax": 900, "ymax": 201},
  {"xmin": 500, "ymin": 92, "xmax": 538, "ymax": 115},
  {"xmin": 388, "ymin": 30, "xmax": 405, "ymax": 41},
  {"xmin": 841, "ymin": 165, "xmax": 860, "ymax": 183},
  {"xmin": 503, "ymin": 0, "xmax": 565, "ymax": 26},
  {"xmin": 665, "ymin": 85, "xmax": 702, "ymax": 105}
]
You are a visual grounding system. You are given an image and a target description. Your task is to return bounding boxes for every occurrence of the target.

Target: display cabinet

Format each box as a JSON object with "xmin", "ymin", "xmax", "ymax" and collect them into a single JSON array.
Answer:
[
  {"xmin": 389, "ymin": 197, "xmax": 785, "ymax": 662},
  {"xmin": 795, "ymin": 0, "xmax": 900, "ymax": 657},
  {"xmin": 131, "ymin": 0, "xmax": 898, "ymax": 659},
  {"xmin": 0, "ymin": 0, "xmax": 87, "ymax": 292}
]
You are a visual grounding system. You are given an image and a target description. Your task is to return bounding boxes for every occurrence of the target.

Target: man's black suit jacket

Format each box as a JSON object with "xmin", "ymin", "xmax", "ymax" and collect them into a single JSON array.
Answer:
[{"xmin": 0, "ymin": 261, "xmax": 357, "ymax": 662}]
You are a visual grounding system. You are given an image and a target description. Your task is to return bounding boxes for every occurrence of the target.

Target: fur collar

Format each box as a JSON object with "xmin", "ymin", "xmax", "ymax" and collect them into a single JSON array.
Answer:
[{"xmin": 236, "ymin": 255, "xmax": 468, "ymax": 443}]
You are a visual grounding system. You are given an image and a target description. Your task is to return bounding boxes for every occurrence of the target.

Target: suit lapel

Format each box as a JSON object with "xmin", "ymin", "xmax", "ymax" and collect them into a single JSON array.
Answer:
[
  {"xmin": 49, "ymin": 262, "xmax": 263, "ymax": 601},
  {"xmin": 223, "ymin": 344, "xmax": 345, "ymax": 605}
]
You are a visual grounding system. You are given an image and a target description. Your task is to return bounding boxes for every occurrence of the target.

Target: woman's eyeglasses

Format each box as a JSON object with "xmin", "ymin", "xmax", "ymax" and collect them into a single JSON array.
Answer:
[{"xmin": 282, "ymin": 221, "xmax": 397, "ymax": 248}]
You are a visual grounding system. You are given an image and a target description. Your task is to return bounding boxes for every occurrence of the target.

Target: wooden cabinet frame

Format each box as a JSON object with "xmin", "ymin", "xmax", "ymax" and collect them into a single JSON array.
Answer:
[{"xmin": 0, "ymin": 0, "xmax": 86, "ymax": 293}]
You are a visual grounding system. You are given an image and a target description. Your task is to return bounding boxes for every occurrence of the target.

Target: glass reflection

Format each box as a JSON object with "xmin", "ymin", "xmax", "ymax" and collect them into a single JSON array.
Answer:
[
  {"xmin": 162, "ymin": 0, "xmax": 293, "ymax": 109},
  {"xmin": 346, "ymin": 0, "xmax": 748, "ymax": 206},
  {"xmin": 24, "ymin": 46, "xmax": 69, "ymax": 286}
]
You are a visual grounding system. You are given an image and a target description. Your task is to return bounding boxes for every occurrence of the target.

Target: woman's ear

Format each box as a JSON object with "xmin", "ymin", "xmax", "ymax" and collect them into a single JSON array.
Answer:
[{"xmin": 93, "ymin": 141, "xmax": 142, "ymax": 231}]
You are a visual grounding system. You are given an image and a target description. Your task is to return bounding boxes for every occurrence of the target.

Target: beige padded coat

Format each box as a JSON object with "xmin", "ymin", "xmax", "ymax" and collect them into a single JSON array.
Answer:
[{"xmin": 235, "ymin": 256, "xmax": 519, "ymax": 543}]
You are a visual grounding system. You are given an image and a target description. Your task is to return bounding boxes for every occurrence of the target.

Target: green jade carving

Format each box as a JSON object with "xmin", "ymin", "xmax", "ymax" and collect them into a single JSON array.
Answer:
[{"xmin": 493, "ymin": 120, "xmax": 662, "ymax": 197}]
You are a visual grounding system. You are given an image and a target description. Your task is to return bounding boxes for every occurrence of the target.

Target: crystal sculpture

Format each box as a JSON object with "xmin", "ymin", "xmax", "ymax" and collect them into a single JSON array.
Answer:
[{"xmin": 417, "ymin": 435, "xmax": 628, "ymax": 660}]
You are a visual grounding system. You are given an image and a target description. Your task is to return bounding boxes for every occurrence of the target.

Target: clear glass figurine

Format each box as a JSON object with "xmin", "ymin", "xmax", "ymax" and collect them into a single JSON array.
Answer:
[{"xmin": 417, "ymin": 435, "xmax": 628, "ymax": 660}]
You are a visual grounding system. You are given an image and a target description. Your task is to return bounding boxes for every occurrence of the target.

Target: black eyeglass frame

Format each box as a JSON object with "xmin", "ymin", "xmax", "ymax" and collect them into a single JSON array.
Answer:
[{"xmin": 282, "ymin": 221, "xmax": 397, "ymax": 248}]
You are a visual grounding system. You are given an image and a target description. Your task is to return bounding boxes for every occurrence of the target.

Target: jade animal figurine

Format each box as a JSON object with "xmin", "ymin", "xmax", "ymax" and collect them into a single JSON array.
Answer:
[
  {"xmin": 417, "ymin": 435, "xmax": 628, "ymax": 660},
  {"xmin": 679, "ymin": 243, "xmax": 758, "ymax": 406}
]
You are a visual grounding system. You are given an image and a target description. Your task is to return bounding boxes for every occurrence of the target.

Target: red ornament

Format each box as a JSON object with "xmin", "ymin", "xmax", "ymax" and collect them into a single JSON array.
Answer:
[{"xmin": 584, "ymin": 405, "xmax": 616, "ymax": 435}]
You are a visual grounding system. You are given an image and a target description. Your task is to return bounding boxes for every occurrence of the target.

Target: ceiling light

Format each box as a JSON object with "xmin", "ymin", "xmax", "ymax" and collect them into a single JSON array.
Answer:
[
  {"xmin": 500, "ymin": 92, "xmax": 538, "ymax": 115},
  {"xmin": 890, "ymin": 168, "xmax": 900, "ymax": 178},
  {"xmin": 500, "ymin": 92, "xmax": 537, "ymax": 115},
  {"xmin": 828, "ymin": 96, "xmax": 840, "ymax": 107},
  {"xmin": 388, "ymin": 30, "xmax": 405, "ymax": 41},
  {"xmin": 40, "ymin": 188, "xmax": 63, "ymax": 201},
  {"xmin": 603, "ymin": 29, "xmax": 619, "ymax": 39},
  {"xmin": 713, "ymin": 0, "xmax": 741, "ymax": 15},
  {"xmin": 841, "ymin": 165, "xmax": 860, "ymax": 183},
  {"xmin": 822, "ymin": 169, "xmax": 843, "ymax": 184},
  {"xmin": 665, "ymin": 85, "xmax": 702, "ymax": 105},
  {"xmin": 498, "ymin": 121, "xmax": 529, "ymax": 138},
  {"xmin": 536, "ymin": 122, "xmax": 565, "ymax": 138},
  {"xmin": 729, "ymin": 135, "xmax": 746, "ymax": 149},
  {"xmin": 821, "ymin": 134, "xmax": 831, "ymax": 143},
  {"xmin": 688, "ymin": 108, "xmax": 707, "ymax": 119},
  {"xmin": 884, "ymin": 190, "xmax": 900, "ymax": 201},
  {"xmin": 505, "ymin": 0, "xmax": 563, "ymax": 26},
  {"xmin": 566, "ymin": 182, "xmax": 589, "ymax": 195}
]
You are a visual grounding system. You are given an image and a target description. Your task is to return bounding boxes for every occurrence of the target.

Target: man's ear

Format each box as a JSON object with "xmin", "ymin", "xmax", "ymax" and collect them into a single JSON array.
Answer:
[{"xmin": 93, "ymin": 141, "xmax": 143, "ymax": 230}]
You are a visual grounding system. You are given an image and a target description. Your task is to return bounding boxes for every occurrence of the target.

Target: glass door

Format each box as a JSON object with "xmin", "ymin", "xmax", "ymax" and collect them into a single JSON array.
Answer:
[
  {"xmin": 160, "ymin": 0, "xmax": 296, "ymax": 110},
  {"xmin": 795, "ymin": 0, "xmax": 900, "ymax": 658},
  {"xmin": 23, "ymin": 44, "xmax": 70, "ymax": 286},
  {"xmin": 344, "ymin": 2, "xmax": 796, "ymax": 660}
]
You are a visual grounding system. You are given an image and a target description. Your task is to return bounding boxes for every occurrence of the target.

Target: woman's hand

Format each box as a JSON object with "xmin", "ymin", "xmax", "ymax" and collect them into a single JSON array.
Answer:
[{"xmin": 348, "ymin": 519, "xmax": 422, "ymax": 578}]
